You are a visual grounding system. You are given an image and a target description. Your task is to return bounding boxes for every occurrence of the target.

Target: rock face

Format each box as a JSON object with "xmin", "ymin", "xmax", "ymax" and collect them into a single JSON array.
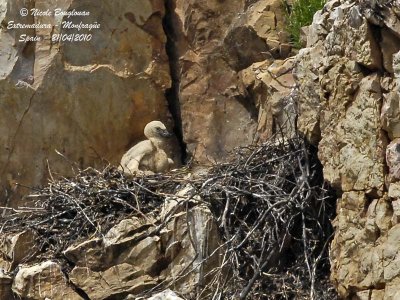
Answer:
[
  {"xmin": 240, "ymin": 57, "xmax": 297, "ymax": 140},
  {"xmin": 0, "ymin": 0, "xmax": 301, "ymax": 298},
  {"xmin": 13, "ymin": 0, "xmax": 400, "ymax": 298},
  {"xmin": 0, "ymin": 0, "xmax": 297, "ymax": 204},
  {"xmin": 0, "ymin": 230, "xmax": 38, "ymax": 271},
  {"xmin": 1, "ymin": 192, "xmax": 223, "ymax": 299},
  {"xmin": 0, "ymin": 0, "xmax": 172, "ymax": 205},
  {"xmin": 169, "ymin": 0, "xmax": 293, "ymax": 163},
  {"xmin": 12, "ymin": 261, "xmax": 82, "ymax": 299},
  {"xmin": 295, "ymin": 0, "xmax": 400, "ymax": 298},
  {"xmin": 0, "ymin": 193, "xmax": 222, "ymax": 299},
  {"xmin": 160, "ymin": 205, "xmax": 222, "ymax": 297},
  {"xmin": 70, "ymin": 264, "xmax": 156, "ymax": 300}
]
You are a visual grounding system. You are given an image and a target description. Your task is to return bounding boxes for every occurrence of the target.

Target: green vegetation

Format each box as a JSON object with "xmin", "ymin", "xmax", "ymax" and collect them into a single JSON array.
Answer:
[{"xmin": 284, "ymin": 0, "xmax": 326, "ymax": 48}]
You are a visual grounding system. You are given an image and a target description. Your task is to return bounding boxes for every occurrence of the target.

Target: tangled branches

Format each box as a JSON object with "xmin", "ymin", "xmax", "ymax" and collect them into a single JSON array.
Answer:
[
  {"xmin": 196, "ymin": 134, "xmax": 337, "ymax": 299},
  {"xmin": 0, "ymin": 168, "xmax": 186, "ymax": 260}
]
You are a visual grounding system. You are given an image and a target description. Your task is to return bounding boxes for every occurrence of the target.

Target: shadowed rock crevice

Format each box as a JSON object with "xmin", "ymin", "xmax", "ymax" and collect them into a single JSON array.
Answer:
[
  {"xmin": 162, "ymin": 0, "xmax": 187, "ymax": 164},
  {"xmin": 367, "ymin": 22, "xmax": 385, "ymax": 72},
  {"xmin": 63, "ymin": 270, "xmax": 91, "ymax": 300}
]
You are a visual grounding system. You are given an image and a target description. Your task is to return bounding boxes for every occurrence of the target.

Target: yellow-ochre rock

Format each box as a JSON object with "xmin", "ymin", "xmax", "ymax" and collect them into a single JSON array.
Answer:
[{"xmin": 0, "ymin": 0, "xmax": 171, "ymax": 206}]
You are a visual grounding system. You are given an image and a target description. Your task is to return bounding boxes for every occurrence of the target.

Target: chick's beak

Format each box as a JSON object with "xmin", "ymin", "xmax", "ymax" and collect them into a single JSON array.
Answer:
[{"xmin": 159, "ymin": 128, "xmax": 173, "ymax": 138}]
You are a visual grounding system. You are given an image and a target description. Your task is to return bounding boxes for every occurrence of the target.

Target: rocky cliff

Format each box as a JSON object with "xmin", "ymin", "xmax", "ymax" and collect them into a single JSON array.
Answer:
[
  {"xmin": 0, "ymin": 0, "xmax": 173, "ymax": 206},
  {"xmin": 296, "ymin": 0, "xmax": 400, "ymax": 298},
  {"xmin": 167, "ymin": 0, "xmax": 294, "ymax": 163},
  {"xmin": 3, "ymin": 0, "xmax": 400, "ymax": 299},
  {"xmin": 0, "ymin": 0, "xmax": 303, "ymax": 298},
  {"xmin": 0, "ymin": 0, "xmax": 295, "ymax": 205}
]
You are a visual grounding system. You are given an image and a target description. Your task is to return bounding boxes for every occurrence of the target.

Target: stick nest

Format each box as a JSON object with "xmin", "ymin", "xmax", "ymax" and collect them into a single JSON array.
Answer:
[{"xmin": 1, "ymin": 133, "xmax": 338, "ymax": 299}]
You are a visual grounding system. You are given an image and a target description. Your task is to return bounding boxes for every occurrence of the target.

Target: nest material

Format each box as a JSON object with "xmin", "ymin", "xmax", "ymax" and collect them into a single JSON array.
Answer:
[
  {"xmin": 0, "ymin": 133, "xmax": 337, "ymax": 299},
  {"xmin": 199, "ymin": 135, "xmax": 337, "ymax": 299},
  {"xmin": 1, "ymin": 167, "xmax": 187, "ymax": 260}
]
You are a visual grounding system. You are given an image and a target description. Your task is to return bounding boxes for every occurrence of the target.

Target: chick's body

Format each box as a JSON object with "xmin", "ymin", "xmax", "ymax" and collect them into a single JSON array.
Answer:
[{"xmin": 119, "ymin": 121, "xmax": 174, "ymax": 175}]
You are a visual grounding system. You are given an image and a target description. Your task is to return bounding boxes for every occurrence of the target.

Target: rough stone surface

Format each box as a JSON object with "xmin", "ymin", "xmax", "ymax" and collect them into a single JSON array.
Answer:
[
  {"xmin": 387, "ymin": 139, "xmax": 400, "ymax": 183},
  {"xmin": 0, "ymin": 0, "xmax": 172, "ymax": 205},
  {"xmin": 319, "ymin": 73, "xmax": 385, "ymax": 192},
  {"xmin": 12, "ymin": 261, "xmax": 82, "ymax": 299},
  {"xmin": 64, "ymin": 217, "xmax": 158, "ymax": 272},
  {"xmin": 240, "ymin": 58, "xmax": 296, "ymax": 140},
  {"xmin": 7, "ymin": 198, "xmax": 222, "ymax": 299},
  {"xmin": 62, "ymin": 194, "xmax": 222, "ymax": 299},
  {"xmin": 170, "ymin": 0, "xmax": 292, "ymax": 163},
  {"xmin": 0, "ymin": 230, "xmax": 38, "ymax": 271},
  {"xmin": 381, "ymin": 85, "xmax": 400, "ymax": 140},
  {"xmin": 160, "ymin": 205, "xmax": 223, "ymax": 297},
  {"xmin": 295, "ymin": 0, "xmax": 400, "ymax": 298},
  {"xmin": 70, "ymin": 264, "xmax": 156, "ymax": 300}
]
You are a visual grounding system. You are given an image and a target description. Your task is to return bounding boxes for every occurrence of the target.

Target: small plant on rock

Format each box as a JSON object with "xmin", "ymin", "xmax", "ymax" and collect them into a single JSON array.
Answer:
[{"xmin": 284, "ymin": 0, "xmax": 326, "ymax": 48}]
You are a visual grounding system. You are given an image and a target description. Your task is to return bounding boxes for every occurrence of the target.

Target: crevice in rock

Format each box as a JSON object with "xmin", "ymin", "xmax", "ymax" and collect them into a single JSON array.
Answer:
[
  {"xmin": 379, "ymin": 84, "xmax": 390, "ymax": 190},
  {"xmin": 70, "ymin": 283, "xmax": 91, "ymax": 300},
  {"xmin": 364, "ymin": 191, "xmax": 376, "ymax": 214},
  {"xmin": 381, "ymin": 128, "xmax": 390, "ymax": 189},
  {"xmin": 237, "ymin": 92, "xmax": 259, "ymax": 122},
  {"xmin": 244, "ymin": 0, "xmax": 259, "ymax": 10},
  {"xmin": 62, "ymin": 268, "xmax": 91, "ymax": 300},
  {"xmin": 356, "ymin": 62, "xmax": 377, "ymax": 76},
  {"xmin": 368, "ymin": 22, "xmax": 385, "ymax": 73},
  {"xmin": 162, "ymin": 0, "xmax": 187, "ymax": 164},
  {"xmin": 365, "ymin": 188, "xmax": 381, "ymax": 200},
  {"xmin": 148, "ymin": 256, "xmax": 170, "ymax": 277}
]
